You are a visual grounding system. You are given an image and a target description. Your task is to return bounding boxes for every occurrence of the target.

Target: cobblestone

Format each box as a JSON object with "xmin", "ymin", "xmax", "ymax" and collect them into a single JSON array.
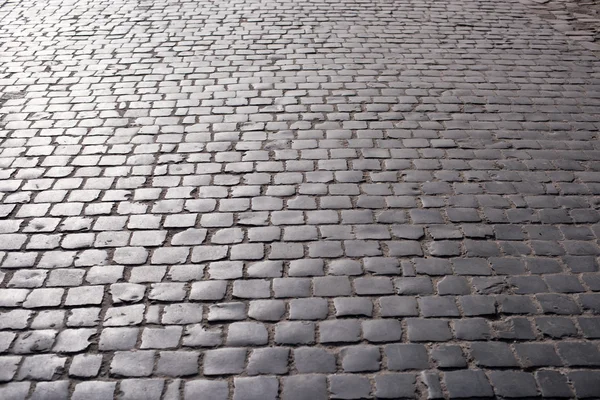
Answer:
[{"xmin": 0, "ymin": 0, "xmax": 599, "ymax": 396}]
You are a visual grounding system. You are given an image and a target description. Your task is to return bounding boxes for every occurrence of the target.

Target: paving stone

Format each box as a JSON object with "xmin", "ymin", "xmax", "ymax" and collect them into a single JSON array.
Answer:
[
  {"xmin": 13, "ymin": 330, "xmax": 57, "ymax": 353},
  {"xmin": 31, "ymin": 310, "xmax": 65, "ymax": 329},
  {"xmin": 281, "ymin": 375, "xmax": 328, "ymax": 400},
  {"xmin": 231, "ymin": 243, "xmax": 264, "ymax": 260},
  {"xmin": 226, "ymin": 322, "xmax": 268, "ymax": 346},
  {"xmin": 104, "ymin": 305, "xmax": 145, "ymax": 326},
  {"xmin": 334, "ymin": 297, "xmax": 373, "ymax": 317},
  {"xmin": 493, "ymin": 317, "xmax": 537, "ymax": 340},
  {"xmin": 459, "ymin": 295, "xmax": 497, "ymax": 316},
  {"xmin": 99, "ymin": 327, "xmax": 139, "ymax": 351},
  {"xmin": 191, "ymin": 246, "xmax": 228, "ymax": 263},
  {"xmin": 374, "ymin": 373, "xmax": 416, "ymax": 399},
  {"xmin": 163, "ymin": 379, "xmax": 182, "ymax": 400},
  {"xmin": 110, "ymin": 351, "xmax": 155, "ymax": 377},
  {"xmin": 247, "ymin": 261, "xmax": 283, "ymax": 278},
  {"xmin": 208, "ymin": 261, "xmax": 244, "ymax": 279},
  {"xmin": 86, "ymin": 266, "xmax": 124, "ymax": 285},
  {"xmin": 67, "ymin": 308, "xmax": 101, "ymax": 328},
  {"xmin": 329, "ymin": 374, "xmax": 371, "ymax": 399},
  {"xmin": 289, "ymin": 297, "xmax": 328, "ymax": 320},
  {"xmin": 113, "ymin": 247, "xmax": 149, "ymax": 265},
  {"xmin": 110, "ymin": 283, "xmax": 145, "ymax": 304},
  {"xmin": 537, "ymin": 293, "xmax": 581, "ymax": 314},
  {"xmin": 65, "ymin": 286, "xmax": 104, "ymax": 306},
  {"xmin": 162, "ymin": 303, "xmax": 203, "ymax": 325},
  {"xmin": 2, "ymin": 0, "xmax": 600, "ymax": 391},
  {"xmin": 119, "ymin": 379, "xmax": 165, "ymax": 400},
  {"xmin": 203, "ymin": 348, "xmax": 247, "ymax": 375},
  {"xmin": 431, "ymin": 345, "xmax": 467, "ymax": 369},
  {"xmin": 289, "ymin": 259, "xmax": 324, "ymax": 276},
  {"xmin": 292, "ymin": 347, "xmax": 336, "ymax": 374},
  {"xmin": 419, "ymin": 296, "xmax": 460, "ymax": 317},
  {"xmin": 469, "ymin": 342, "xmax": 519, "ymax": 367},
  {"xmin": 248, "ymin": 227, "xmax": 281, "ymax": 242},
  {"xmin": 363, "ymin": 257, "xmax": 400, "ymax": 275},
  {"xmin": 515, "ymin": 343, "xmax": 562, "ymax": 367},
  {"xmin": 0, "ymin": 356, "xmax": 20, "ymax": 382},
  {"xmin": 269, "ymin": 243, "xmax": 304, "ymax": 259},
  {"xmin": 406, "ymin": 319, "xmax": 452, "ymax": 342},
  {"xmin": 319, "ymin": 320, "xmax": 361, "ymax": 343},
  {"xmin": 233, "ymin": 279, "xmax": 271, "ymax": 299},
  {"xmin": 362, "ymin": 319, "xmax": 402, "ymax": 343},
  {"xmin": 489, "ymin": 371, "xmax": 539, "ymax": 398},
  {"xmin": 53, "ymin": 328, "xmax": 95, "ymax": 352},
  {"xmin": 233, "ymin": 377, "xmax": 278, "ymax": 400},
  {"xmin": 208, "ymin": 302, "xmax": 247, "ymax": 322},
  {"xmin": 0, "ymin": 382, "xmax": 30, "ymax": 400},
  {"xmin": 248, "ymin": 299, "xmax": 286, "ymax": 321},
  {"xmin": 413, "ymin": 259, "xmax": 452, "ymax": 276},
  {"xmin": 23, "ymin": 288, "xmax": 63, "ymax": 308},
  {"xmin": 9, "ymin": 270, "xmax": 48, "ymax": 288},
  {"xmin": 30, "ymin": 381, "xmax": 70, "ymax": 400},
  {"xmin": 340, "ymin": 345, "xmax": 381, "ymax": 372},
  {"xmin": 190, "ymin": 281, "xmax": 227, "ymax": 301},
  {"xmin": 354, "ymin": 277, "xmax": 394, "ymax": 295},
  {"xmin": 141, "ymin": 326, "xmax": 182, "ymax": 349},
  {"xmin": 275, "ymin": 321, "xmax": 315, "ymax": 344},
  {"xmin": 156, "ymin": 351, "xmax": 199, "ymax": 377},
  {"xmin": 69, "ymin": 354, "xmax": 103, "ymax": 378},
  {"xmin": 247, "ymin": 347, "xmax": 289, "ymax": 375},
  {"xmin": 578, "ymin": 317, "xmax": 600, "ymax": 338},
  {"xmin": 0, "ymin": 332, "xmax": 16, "ymax": 353},
  {"xmin": 453, "ymin": 318, "xmax": 492, "ymax": 341},
  {"xmin": 535, "ymin": 370, "xmax": 574, "ymax": 398},
  {"xmin": 580, "ymin": 293, "xmax": 600, "ymax": 313},
  {"xmin": 568, "ymin": 370, "xmax": 600, "ymax": 399},
  {"xmin": 185, "ymin": 380, "xmax": 229, "ymax": 400},
  {"xmin": 557, "ymin": 342, "xmax": 600, "ymax": 366},
  {"xmin": 444, "ymin": 370, "xmax": 494, "ymax": 399},
  {"xmin": 379, "ymin": 295, "xmax": 419, "ymax": 317},
  {"xmin": 273, "ymin": 278, "xmax": 311, "ymax": 298},
  {"xmin": 182, "ymin": 324, "xmax": 222, "ymax": 347},
  {"xmin": 72, "ymin": 382, "xmax": 116, "ymax": 400},
  {"xmin": 17, "ymin": 354, "xmax": 66, "ymax": 380},
  {"xmin": 385, "ymin": 343, "xmax": 429, "ymax": 371},
  {"xmin": 163, "ymin": 268, "xmax": 203, "ymax": 289},
  {"xmin": 437, "ymin": 276, "xmax": 470, "ymax": 295},
  {"xmin": 344, "ymin": 240, "xmax": 382, "ymax": 257}
]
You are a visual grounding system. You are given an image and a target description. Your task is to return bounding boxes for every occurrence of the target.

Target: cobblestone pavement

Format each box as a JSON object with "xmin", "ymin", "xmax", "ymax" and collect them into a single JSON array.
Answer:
[
  {"xmin": 0, "ymin": 0, "xmax": 599, "ymax": 398},
  {"xmin": 524, "ymin": 0, "xmax": 600, "ymax": 47}
]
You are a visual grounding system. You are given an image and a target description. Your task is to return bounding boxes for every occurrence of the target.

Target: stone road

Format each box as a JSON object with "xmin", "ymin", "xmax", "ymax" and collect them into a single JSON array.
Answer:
[{"xmin": 0, "ymin": 0, "xmax": 599, "ymax": 398}]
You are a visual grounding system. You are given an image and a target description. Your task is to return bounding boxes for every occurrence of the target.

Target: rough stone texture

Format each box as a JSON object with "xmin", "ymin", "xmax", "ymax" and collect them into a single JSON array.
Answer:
[{"xmin": 0, "ymin": 0, "xmax": 599, "ymax": 396}]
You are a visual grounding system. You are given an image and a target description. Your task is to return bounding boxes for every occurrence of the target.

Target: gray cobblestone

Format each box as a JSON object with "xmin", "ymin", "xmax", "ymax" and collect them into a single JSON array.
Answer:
[
  {"xmin": 157, "ymin": 351, "xmax": 199, "ymax": 377},
  {"xmin": 72, "ymin": 381, "xmax": 116, "ymax": 400},
  {"xmin": 30, "ymin": 381, "xmax": 70, "ymax": 400},
  {"xmin": 282, "ymin": 375, "xmax": 328, "ymax": 400},
  {"xmin": 17, "ymin": 354, "xmax": 66, "ymax": 380},
  {"xmin": 1, "ymin": 0, "xmax": 600, "ymax": 396},
  {"xmin": 275, "ymin": 321, "xmax": 315, "ymax": 345},
  {"xmin": 69, "ymin": 354, "xmax": 103, "ymax": 378},
  {"xmin": 233, "ymin": 376, "xmax": 279, "ymax": 400},
  {"xmin": 330, "ymin": 374, "xmax": 371, "ymax": 399},
  {"xmin": 185, "ymin": 380, "xmax": 229, "ymax": 400},
  {"xmin": 247, "ymin": 347, "xmax": 289, "ymax": 375},
  {"xmin": 375, "ymin": 373, "xmax": 417, "ymax": 399},
  {"xmin": 119, "ymin": 379, "xmax": 164, "ymax": 400},
  {"xmin": 203, "ymin": 348, "xmax": 247, "ymax": 375}
]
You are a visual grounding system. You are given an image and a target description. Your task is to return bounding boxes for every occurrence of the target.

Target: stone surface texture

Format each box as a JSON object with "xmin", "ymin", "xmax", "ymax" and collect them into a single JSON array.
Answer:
[{"xmin": 0, "ymin": 0, "xmax": 599, "ymax": 398}]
